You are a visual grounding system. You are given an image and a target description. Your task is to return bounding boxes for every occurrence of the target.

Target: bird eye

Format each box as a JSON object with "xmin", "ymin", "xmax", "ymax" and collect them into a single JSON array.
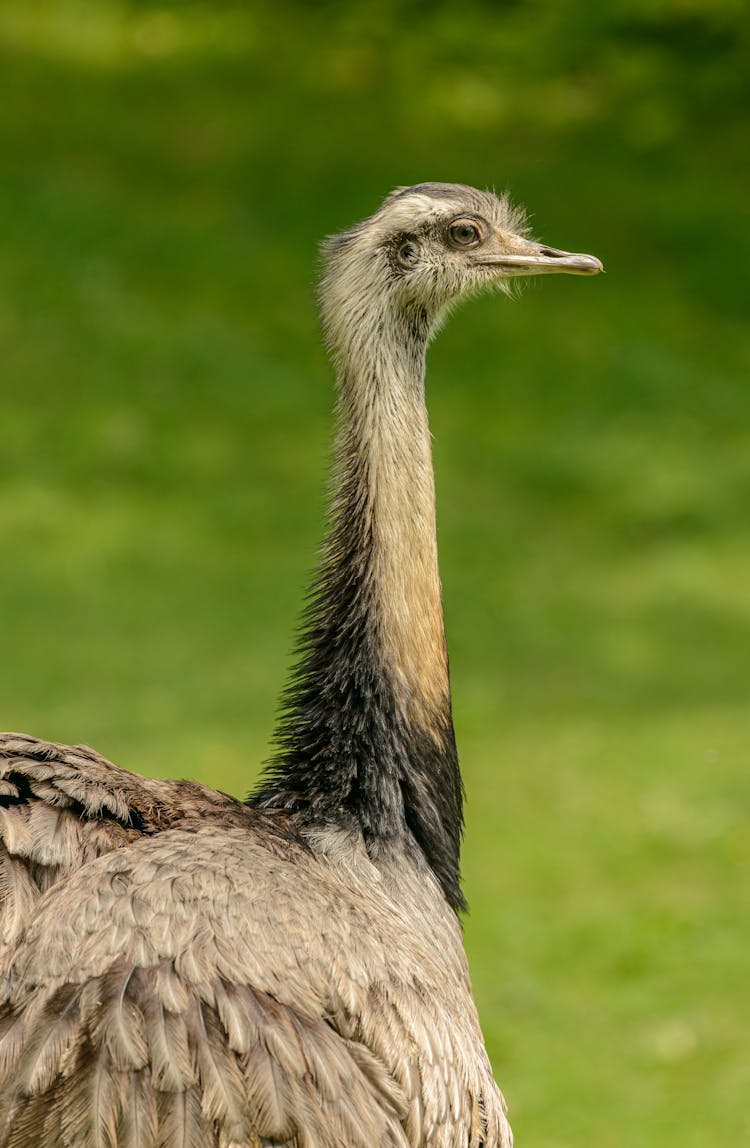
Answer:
[
  {"xmin": 447, "ymin": 218, "xmax": 483, "ymax": 249},
  {"xmin": 396, "ymin": 239, "xmax": 420, "ymax": 268}
]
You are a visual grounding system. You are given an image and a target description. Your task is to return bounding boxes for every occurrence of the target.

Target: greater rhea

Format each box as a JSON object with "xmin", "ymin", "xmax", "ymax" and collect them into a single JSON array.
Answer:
[{"xmin": 0, "ymin": 183, "xmax": 601, "ymax": 1148}]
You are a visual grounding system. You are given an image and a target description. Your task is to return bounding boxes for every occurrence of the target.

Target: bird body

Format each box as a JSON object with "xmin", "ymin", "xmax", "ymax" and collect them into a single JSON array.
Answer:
[
  {"xmin": 0, "ymin": 184, "xmax": 601, "ymax": 1147},
  {"xmin": 0, "ymin": 735, "xmax": 500, "ymax": 1146}
]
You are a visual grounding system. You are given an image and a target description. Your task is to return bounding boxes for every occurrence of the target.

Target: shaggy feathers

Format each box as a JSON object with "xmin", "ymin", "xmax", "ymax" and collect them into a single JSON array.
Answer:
[
  {"xmin": 0, "ymin": 183, "xmax": 594, "ymax": 1147},
  {"xmin": 0, "ymin": 734, "xmax": 511, "ymax": 1146}
]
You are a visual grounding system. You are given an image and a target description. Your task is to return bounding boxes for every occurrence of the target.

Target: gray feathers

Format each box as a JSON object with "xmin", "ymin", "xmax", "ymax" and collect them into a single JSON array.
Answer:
[
  {"xmin": 0, "ymin": 735, "xmax": 511, "ymax": 1146},
  {"xmin": 0, "ymin": 185, "xmax": 529, "ymax": 1146}
]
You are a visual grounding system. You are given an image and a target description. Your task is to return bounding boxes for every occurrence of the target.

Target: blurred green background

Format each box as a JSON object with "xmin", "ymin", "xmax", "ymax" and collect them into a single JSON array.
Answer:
[{"xmin": 1, "ymin": 1, "xmax": 749, "ymax": 1144}]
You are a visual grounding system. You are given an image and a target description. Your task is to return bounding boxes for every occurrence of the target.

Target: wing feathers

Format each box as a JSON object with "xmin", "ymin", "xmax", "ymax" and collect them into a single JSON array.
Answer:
[
  {"xmin": 0, "ymin": 733, "xmax": 264, "ymax": 978},
  {"xmin": 0, "ymin": 959, "xmax": 419, "ymax": 1148},
  {"xmin": 156, "ymin": 1087, "xmax": 211, "ymax": 1148},
  {"xmin": 240, "ymin": 1042, "xmax": 288, "ymax": 1138},
  {"xmin": 0, "ymin": 733, "xmax": 512, "ymax": 1147},
  {"xmin": 10, "ymin": 984, "xmax": 81, "ymax": 1095},
  {"xmin": 142, "ymin": 992, "xmax": 195, "ymax": 1092},
  {"xmin": 0, "ymin": 852, "xmax": 40, "ymax": 953},
  {"xmin": 190, "ymin": 1002, "xmax": 252, "ymax": 1141},
  {"xmin": 92, "ymin": 966, "xmax": 148, "ymax": 1072},
  {"xmin": 116, "ymin": 1070, "xmax": 159, "ymax": 1148}
]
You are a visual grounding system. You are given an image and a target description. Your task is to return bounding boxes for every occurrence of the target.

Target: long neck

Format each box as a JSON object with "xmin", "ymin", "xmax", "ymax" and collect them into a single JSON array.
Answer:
[{"xmin": 252, "ymin": 304, "xmax": 464, "ymax": 910}]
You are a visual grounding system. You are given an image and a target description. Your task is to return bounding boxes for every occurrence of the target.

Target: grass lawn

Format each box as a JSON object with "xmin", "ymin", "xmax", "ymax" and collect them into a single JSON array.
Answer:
[{"xmin": 1, "ymin": 4, "xmax": 749, "ymax": 1144}]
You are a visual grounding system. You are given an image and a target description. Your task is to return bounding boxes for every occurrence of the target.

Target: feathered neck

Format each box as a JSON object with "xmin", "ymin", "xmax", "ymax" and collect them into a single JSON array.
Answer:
[{"xmin": 252, "ymin": 286, "xmax": 464, "ymax": 910}]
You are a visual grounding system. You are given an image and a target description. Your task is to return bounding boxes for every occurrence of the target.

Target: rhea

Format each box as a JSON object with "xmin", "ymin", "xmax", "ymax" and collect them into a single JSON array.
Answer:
[{"xmin": 0, "ymin": 183, "xmax": 601, "ymax": 1147}]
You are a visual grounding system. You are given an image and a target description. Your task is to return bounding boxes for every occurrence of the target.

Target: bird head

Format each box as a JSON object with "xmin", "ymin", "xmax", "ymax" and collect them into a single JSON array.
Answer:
[{"xmin": 321, "ymin": 182, "xmax": 602, "ymax": 355}]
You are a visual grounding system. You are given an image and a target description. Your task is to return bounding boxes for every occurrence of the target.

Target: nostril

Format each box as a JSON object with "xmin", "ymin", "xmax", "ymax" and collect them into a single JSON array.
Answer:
[{"xmin": 539, "ymin": 246, "xmax": 562, "ymax": 258}]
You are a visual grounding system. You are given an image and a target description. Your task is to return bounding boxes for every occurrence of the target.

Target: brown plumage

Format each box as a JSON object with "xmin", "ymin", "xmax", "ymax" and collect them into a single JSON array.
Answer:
[{"xmin": 0, "ymin": 184, "xmax": 601, "ymax": 1147}]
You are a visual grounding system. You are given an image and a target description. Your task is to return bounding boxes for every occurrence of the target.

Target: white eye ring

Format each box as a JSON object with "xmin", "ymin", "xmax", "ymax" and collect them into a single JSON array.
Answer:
[{"xmin": 397, "ymin": 239, "xmax": 420, "ymax": 268}]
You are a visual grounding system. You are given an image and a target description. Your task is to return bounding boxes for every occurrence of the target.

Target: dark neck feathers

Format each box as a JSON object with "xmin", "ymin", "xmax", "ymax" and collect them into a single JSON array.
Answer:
[{"xmin": 251, "ymin": 296, "xmax": 464, "ymax": 910}]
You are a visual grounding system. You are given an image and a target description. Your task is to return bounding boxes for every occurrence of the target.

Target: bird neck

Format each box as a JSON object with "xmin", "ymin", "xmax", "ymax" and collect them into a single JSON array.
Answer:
[{"xmin": 253, "ymin": 303, "xmax": 464, "ymax": 910}]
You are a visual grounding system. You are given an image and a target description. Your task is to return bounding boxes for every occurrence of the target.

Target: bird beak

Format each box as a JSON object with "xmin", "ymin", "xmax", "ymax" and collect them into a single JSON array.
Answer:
[{"xmin": 479, "ymin": 239, "xmax": 603, "ymax": 277}]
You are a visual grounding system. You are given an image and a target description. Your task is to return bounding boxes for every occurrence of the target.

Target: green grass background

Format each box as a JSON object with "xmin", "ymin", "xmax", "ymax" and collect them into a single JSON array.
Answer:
[{"xmin": 1, "ymin": 2, "xmax": 749, "ymax": 1144}]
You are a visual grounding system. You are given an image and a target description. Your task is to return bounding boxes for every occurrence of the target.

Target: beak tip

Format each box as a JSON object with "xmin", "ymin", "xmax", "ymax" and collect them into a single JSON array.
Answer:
[{"xmin": 576, "ymin": 254, "xmax": 604, "ymax": 275}]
